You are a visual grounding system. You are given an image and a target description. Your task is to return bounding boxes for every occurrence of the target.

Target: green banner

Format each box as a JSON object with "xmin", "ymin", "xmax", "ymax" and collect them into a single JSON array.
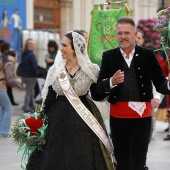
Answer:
[{"xmin": 88, "ymin": 2, "xmax": 130, "ymax": 66}]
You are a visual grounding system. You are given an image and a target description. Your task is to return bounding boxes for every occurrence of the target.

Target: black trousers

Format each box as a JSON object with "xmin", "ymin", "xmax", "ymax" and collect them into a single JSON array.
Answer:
[
  {"xmin": 110, "ymin": 116, "xmax": 151, "ymax": 170},
  {"xmin": 7, "ymin": 86, "xmax": 15, "ymax": 104}
]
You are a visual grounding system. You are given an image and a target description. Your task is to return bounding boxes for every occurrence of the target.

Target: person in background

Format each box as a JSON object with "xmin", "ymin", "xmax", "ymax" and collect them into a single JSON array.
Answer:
[
  {"xmin": 80, "ymin": 30, "xmax": 88, "ymax": 43},
  {"xmin": 21, "ymin": 39, "xmax": 38, "ymax": 113},
  {"xmin": 95, "ymin": 16, "xmax": 170, "ymax": 170},
  {"xmin": 0, "ymin": 51, "xmax": 21, "ymax": 137},
  {"xmin": 5, "ymin": 51, "xmax": 20, "ymax": 106},
  {"xmin": 136, "ymin": 29, "xmax": 164, "ymax": 68},
  {"xmin": 135, "ymin": 29, "xmax": 144, "ymax": 46},
  {"xmin": 136, "ymin": 29, "xmax": 161, "ymax": 109},
  {"xmin": 0, "ymin": 40, "xmax": 6, "ymax": 54},
  {"xmin": 45, "ymin": 40, "xmax": 58, "ymax": 70},
  {"xmin": 162, "ymin": 53, "xmax": 170, "ymax": 140},
  {"xmin": 0, "ymin": 42, "xmax": 10, "ymax": 53},
  {"xmin": 154, "ymin": 50, "xmax": 164, "ymax": 69},
  {"xmin": 135, "ymin": 29, "xmax": 162, "ymax": 141},
  {"xmin": 0, "ymin": 42, "xmax": 19, "ymax": 105},
  {"xmin": 10, "ymin": 9, "xmax": 22, "ymax": 39}
]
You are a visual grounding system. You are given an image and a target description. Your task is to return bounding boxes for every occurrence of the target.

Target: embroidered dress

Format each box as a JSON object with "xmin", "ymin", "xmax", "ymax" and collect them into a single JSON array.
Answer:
[{"xmin": 26, "ymin": 67, "xmax": 113, "ymax": 170}]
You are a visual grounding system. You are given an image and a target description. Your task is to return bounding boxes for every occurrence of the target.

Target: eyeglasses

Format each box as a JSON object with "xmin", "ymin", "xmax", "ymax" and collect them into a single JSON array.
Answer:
[{"xmin": 116, "ymin": 32, "xmax": 131, "ymax": 37}]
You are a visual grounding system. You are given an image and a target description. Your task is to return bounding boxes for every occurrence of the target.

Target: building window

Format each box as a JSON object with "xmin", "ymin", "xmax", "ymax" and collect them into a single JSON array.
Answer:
[{"xmin": 34, "ymin": 8, "xmax": 53, "ymax": 22}]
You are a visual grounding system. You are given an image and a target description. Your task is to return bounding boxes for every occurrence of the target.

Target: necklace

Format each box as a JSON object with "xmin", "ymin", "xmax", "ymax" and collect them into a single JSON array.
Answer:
[{"xmin": 66, "ymin": 62, "xmax": 78, "ymax": 72}]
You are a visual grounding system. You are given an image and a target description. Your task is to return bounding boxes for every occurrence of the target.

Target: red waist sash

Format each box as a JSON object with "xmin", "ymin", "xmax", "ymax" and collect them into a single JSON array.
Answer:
[{"xmin": 110, "ymin": 102, "xmax": 152, "ymax": 118}]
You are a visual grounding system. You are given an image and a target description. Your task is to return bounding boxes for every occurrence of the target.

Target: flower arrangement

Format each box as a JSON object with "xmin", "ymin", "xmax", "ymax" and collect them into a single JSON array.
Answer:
[
  {"xmin": 154, "ymin": 6, "xmax": 170, "ymax": 69},
  {"xmin": 137, "ymin": 18, "xmax": 161, "ymax": 50},
  {"xmin": 12, "ymin": 105, "xmax": 48, "ymax": 169},
  {"xmin": 154, "ymin": 7, "xmax": 170, "ymax": 48}
]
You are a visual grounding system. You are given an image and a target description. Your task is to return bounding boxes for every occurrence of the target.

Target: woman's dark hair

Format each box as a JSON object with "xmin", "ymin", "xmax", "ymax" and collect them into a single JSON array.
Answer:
[
  {"xmin": 0, "ymin": 50, "xmax": 16, "ymax": 64},
  {"xmin": 64, "ymin": 32, "xmax": 74, "ymax": 51},
  {"xmin": 0, "ymin": 42, "xmax": 10, "ymax": 53},
  {"xmin": 47, "ymin": 40, "xmax": 58, "ymax": 52},
  {"xmin": 0, "ymin": 40, "xmax": 5, "ymax": 45},
  {"xmin": 6, "ymin": 50, "xmax": 16, "ymax": 57},
  {"xmin": 64, "ymin": 31, "xmax": 83, "ymax": 51}
]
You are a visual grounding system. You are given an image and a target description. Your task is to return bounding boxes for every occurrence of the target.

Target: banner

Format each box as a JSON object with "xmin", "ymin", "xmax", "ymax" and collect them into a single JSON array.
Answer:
[
  {"xmin": 0, "ymin": 0, "xmax": 26, "ymax": 57},
  {"xmin": 88, "ymin": 1, "xmax": 130, "ymax": 66}
]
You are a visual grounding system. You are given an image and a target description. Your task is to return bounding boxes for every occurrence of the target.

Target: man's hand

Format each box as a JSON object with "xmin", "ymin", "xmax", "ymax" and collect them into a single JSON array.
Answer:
[
  {"xmin": 111, "ymin": 70, "xmax": 124, "ymax": 86},
  {"xmin": 151, "ymin": 98, "xmax": 160, "ymax": 108},
  {"xmin": 46, "ymin": 58, "xmax": 53, "ymax": 64},
  {"xmin": 17, "ymin": 78, "xmax": 22, "ymax": 84}
]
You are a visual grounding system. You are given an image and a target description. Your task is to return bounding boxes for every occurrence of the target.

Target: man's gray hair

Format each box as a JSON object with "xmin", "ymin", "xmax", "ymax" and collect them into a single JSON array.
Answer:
[{"xmin": 117, "ymin": 16, "xmax": 136, "ymax": 27}]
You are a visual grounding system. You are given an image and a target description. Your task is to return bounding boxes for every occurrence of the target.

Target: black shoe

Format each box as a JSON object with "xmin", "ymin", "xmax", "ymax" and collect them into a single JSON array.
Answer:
[
  {"xmin": 12, "ymin": 102, "xmax": 19, "ymax": 106},
  {"xmin": 164, "ymin": 134, "xmax": 170, "ymax": 141},
  {"xmin": 24, "ymin": 109, "xmax": 33, "ymax": 113},
  {"xmin": 164, "ymin": 127, "xmax": 169, "ymax": 132},
  {"xmin": 21, "ymin": 106, "xmax": 24, "ymax": 110},
  {"xmin": 35, "ymin": 99, "xmax": 42, "ymax": 104}
]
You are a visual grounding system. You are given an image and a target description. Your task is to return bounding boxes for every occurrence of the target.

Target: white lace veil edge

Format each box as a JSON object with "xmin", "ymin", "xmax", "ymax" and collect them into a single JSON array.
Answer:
[{"xmin": 41, "ymin": 31, "xmax": 99, "ymax": 106}]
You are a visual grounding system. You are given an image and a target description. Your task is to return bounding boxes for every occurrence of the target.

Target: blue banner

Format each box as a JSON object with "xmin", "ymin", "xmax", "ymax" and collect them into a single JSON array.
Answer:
[{"xmin": 0, "ymin": 0, "xmax": 26, "ymax": 58}]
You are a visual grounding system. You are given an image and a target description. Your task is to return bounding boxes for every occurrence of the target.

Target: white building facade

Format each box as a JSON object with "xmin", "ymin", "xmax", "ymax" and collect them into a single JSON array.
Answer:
[{"xmin": 26, "ymin": 0, "xmax": 170, "ymax": 36}]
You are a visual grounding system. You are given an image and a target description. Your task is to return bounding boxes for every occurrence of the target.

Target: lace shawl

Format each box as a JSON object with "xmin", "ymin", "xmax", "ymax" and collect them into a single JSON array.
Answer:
[{"xmin": 52, "ymin": 65, "xmax": 99, "ymax": 96}]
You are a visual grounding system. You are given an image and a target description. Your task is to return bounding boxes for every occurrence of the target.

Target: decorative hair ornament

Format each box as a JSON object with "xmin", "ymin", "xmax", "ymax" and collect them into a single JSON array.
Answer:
[{"xmin": 154, "ymin": 6, "xmax": 170, "ymax": 68}]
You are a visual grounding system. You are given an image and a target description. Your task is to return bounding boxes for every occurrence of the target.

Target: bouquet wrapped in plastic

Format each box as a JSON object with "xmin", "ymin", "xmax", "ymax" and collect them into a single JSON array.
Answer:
[{"xmin": 12, "ymin": 105, "xmax": 48, "ymax": 169}]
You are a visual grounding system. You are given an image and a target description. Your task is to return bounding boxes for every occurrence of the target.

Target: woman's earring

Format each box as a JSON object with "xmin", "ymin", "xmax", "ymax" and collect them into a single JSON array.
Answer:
[{"xmin": 73, "ymin": 52, "xmax": 76, "ymax": 57}]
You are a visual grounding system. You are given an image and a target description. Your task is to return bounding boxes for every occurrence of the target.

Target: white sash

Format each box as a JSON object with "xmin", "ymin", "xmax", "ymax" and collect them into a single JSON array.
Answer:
[{"xmin": 58, "ymin": 69, "xmax": 113, "ymax": 156}]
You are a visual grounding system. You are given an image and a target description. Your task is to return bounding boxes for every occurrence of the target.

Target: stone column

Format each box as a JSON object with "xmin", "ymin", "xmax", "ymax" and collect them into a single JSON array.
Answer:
[{"xmin": 60, "ymin": 0, "xmax": 73, "ymax": 37}]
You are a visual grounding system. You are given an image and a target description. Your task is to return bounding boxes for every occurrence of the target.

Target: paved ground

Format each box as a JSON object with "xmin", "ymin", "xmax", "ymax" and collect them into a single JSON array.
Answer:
[{"xmin": 0, "ymin": 89, "xmax": 170, "ymax": 170}]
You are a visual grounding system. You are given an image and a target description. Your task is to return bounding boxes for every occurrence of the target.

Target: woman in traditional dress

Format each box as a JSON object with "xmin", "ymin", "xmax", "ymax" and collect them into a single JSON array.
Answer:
[{"xmin": 26, "ymin": 31, "xmax": 114, "ymax": 170}]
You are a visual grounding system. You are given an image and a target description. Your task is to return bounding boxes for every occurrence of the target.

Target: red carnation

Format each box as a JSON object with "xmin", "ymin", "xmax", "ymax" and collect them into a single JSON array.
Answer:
[
  {"xmin": 25, "ymin": 117, "xmax": 43, "ymax": 136},
  {"xmin": 146, "ymin": 33, "xmax": 152, "ymax": 38}
]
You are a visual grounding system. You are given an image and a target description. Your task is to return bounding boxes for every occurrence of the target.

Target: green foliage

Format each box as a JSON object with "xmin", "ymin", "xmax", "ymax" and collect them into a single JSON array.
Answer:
[{"xmin": 154, "ymin": 7, "xmax": 170, "ymax": 48}]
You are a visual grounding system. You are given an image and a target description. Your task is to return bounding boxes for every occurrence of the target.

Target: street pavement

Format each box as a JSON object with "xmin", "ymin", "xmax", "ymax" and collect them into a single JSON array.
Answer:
[{"xmin": 0, "ymin": 89, "xmax": 170, "ymax": 170}]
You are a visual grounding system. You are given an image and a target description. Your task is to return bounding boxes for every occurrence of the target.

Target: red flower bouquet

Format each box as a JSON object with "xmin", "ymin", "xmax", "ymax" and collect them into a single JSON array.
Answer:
[
  {"xmin": 25, "ymin": 117, "xmax": 43, "ymax": 136},
  {"xmin": 12, "ymin": 105, "xmax": 48, "ymax": 169}
]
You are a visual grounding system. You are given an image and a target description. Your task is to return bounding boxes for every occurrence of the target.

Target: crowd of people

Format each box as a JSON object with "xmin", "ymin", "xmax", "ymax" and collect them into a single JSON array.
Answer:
[{"xmin": 1, "ymin": 16, "xmax": 170, "ymax": 170}]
